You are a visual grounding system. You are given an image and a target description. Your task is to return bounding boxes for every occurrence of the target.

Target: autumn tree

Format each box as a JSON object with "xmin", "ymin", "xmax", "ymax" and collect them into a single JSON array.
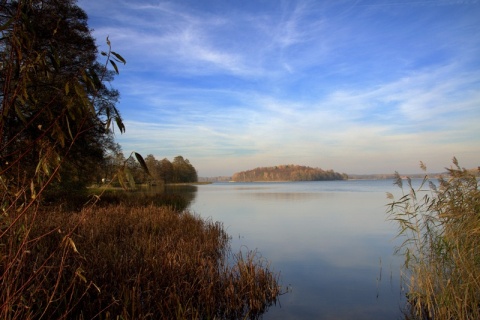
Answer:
[
  {"xmin": 159, "ymin": 158, "xmax": 174, "ymax": 183},
  {"xmin": 232, "ymin": 165, "xmax": 346, "ymax": 182},
  {"xmin": 172, "ymin": 155, "xmax": 198, "ymax": 183}
]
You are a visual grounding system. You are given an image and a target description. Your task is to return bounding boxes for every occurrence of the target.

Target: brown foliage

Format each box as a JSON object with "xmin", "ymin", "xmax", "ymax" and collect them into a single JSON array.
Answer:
[{"xmin": 1, "ymin": 205, "xmax": 282, "ymax": 319}]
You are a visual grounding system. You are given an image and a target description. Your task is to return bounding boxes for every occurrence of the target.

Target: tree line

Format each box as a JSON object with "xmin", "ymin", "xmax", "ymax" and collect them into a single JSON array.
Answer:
[
  {"xmin": 101, "ymin": 149, "xmax": 198, "ymax": 186},
  {"xmin": 232, "ymin": 164, "xmax": 347, "ymax": 182}
]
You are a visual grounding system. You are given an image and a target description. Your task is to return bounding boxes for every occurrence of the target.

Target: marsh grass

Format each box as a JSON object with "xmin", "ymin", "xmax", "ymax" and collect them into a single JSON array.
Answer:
[
  {"xmin": 387, "ymin": 159, "xmax": 480, "ymax": 319},
  {"xmin": 1, "ymin": 203, "xmax": 282, "ymax": 319}
]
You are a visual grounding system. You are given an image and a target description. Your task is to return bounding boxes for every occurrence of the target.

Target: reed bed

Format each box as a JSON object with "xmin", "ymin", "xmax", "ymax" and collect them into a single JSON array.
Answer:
[
  {"xmin": 1, "ymin": 204, "xmax": 282, "ymax": 319},
  {"xmin": 387, "ymin": 159, "xmax": 480, "ymax": 319}
]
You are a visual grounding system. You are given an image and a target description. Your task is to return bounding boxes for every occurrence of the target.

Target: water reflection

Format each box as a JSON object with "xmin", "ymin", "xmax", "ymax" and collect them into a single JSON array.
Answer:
[
  {"xmin": 165, "ymin": 184, "xmax": 198, "ymax": 206},
  {"xmin": 189, "ymin": 181, "xmax": 406, "ymax": 319},
  {"xmin": 138, "ymin": 184, "xmax": 198, "ymax": 209}
]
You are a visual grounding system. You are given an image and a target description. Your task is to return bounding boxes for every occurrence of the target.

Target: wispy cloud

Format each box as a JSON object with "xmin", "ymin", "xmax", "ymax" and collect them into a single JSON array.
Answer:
[{"xmin": 79, "ymin": 0, "xmax": 480, "ymax": 175}]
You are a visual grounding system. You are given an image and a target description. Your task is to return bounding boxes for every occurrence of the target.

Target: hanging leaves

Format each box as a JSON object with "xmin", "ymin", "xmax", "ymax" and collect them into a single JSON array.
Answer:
[
  {"xmin": 135, "ymin": 152, "xmax": 151, "ymax": 177},
  {"xmin": 111, "ymin": 51, "xmax": 126, "ymax": 64},
  {"xmin": 115, "ymin": 117, "xmax": 125, "ymax": 134},
  {"xmin": 104, "ymin": 36, "xmax": 126, "ymax": 75},
  {"xmin": 109, "ymin": 59, "xmax": 119, "ymax": 74}
]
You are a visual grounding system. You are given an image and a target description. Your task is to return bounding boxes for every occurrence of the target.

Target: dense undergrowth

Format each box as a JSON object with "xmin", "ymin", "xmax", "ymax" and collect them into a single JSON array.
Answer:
[{"xmin": 387, "ymin": 159, "xmax": 480, "ymax": 319}]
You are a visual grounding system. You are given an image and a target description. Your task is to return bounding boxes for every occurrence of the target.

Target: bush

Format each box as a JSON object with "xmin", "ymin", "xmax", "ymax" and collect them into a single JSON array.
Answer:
[{"xmin": 387, "ymin": 158, "xmax": 480, "ymax": 319}]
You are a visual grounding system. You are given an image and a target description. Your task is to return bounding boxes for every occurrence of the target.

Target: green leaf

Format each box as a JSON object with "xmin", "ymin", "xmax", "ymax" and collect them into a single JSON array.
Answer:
[
  {"xmin": 65, "ymin": 82, "xmax": 70, "ymax": 95},
  {"xmin": 135, "ymin": 152, "xmax": 151, "ymax": 177},
  {"xmin": 111, "ymin": 51, "xmax": 126, "ymax": 64},
  {"xmin": 109, "ymin": 59, "xmax": 119, "ymax": 74}
]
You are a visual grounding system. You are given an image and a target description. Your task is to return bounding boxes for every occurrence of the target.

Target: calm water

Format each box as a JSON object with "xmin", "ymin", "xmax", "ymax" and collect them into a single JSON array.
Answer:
[{"xmin": 187, "ymin": 180, "xmax": 411, "ymax": 319}]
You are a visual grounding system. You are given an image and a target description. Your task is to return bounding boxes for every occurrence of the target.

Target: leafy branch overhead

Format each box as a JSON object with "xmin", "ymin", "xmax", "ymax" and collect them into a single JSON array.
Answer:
[
  {"xmin": 99, "ymin": 36, "xmax": 127, "ymax": 134},
  {"xmin": 0, "ymin": 0, "xmax": 127, "ymax": 204},
  {"xmin": 101, "ymin": 36, "xmax": 126, "ymax": 75}
]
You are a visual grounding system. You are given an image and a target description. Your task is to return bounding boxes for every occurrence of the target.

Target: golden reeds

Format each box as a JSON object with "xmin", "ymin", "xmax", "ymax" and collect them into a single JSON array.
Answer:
[
  {"xmin": 387, "ymin": 159, "xmax": 480, "ymax": 319},
  {"xmin": 1, "ymin": 203, "xmax": 282, "ymax": 319}
]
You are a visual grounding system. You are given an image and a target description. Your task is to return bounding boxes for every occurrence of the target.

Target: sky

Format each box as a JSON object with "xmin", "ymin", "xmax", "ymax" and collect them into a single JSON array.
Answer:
[{"xmin": 77, "ymin": 0, "xmax": 480, "ymax": 177}]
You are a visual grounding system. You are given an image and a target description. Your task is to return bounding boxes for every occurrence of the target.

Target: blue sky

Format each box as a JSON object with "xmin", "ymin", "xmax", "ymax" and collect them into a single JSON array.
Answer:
[{"xmin": 78, "ymin": 0, "xmax": 480, "ymax": 176}]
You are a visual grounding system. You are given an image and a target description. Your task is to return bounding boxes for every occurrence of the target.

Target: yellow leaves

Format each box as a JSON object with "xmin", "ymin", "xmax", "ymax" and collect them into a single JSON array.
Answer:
[
  {"xmin": 75, "ymin": 268, "xmax": 87, "ymax": 283},
  {"xmin": 73, "ymin": 81, "xmax": 95, "ymax": 115},
  {"xmin": 30, "ymin": 181, "xmax": 36, "ymax": 199},
  {"xmin": 66, "ymin": 236, "xmax": 79, "ymax": 254}
]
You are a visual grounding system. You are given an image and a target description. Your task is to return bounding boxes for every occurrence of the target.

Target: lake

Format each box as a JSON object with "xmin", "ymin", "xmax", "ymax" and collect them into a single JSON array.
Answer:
[{"xmin": 185, "ymin": 179, "xmax": 410, "ymax": 319}]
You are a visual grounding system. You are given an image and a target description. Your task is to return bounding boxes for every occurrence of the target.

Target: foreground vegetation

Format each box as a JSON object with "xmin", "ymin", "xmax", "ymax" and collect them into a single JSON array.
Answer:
[
  {"xmin": 1, "ymin": 201, "xmax": 282, "ymax": 319},
  {"xmin": 387, "ymin": 158, "xmax": 480, "ymax": 319}
]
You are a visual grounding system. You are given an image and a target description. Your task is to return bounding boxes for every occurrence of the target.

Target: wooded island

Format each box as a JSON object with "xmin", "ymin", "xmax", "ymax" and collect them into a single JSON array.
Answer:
[{"xmin": 232, "ymin": 165, "xmax": 347, "ymax": 182}]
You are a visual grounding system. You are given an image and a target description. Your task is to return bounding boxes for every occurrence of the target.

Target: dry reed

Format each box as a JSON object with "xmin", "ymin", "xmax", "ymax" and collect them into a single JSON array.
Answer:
[
  {"xmin": 387, "ymin": 159, "xmax": 480, "ymax": 319},
  {"xmin": 1, "ymin": 203, "xmax": 282, "ymax": 319}
]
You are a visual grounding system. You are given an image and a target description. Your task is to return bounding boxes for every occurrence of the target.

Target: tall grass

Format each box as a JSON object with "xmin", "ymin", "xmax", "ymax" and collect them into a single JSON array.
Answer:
[
  {"xmin": 387, "ymin": 158, "xmax": 480, "ymax": 319},
  {"xmin": 1, "ymin": 203, "xmax": 282, "ymax": 319}
]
